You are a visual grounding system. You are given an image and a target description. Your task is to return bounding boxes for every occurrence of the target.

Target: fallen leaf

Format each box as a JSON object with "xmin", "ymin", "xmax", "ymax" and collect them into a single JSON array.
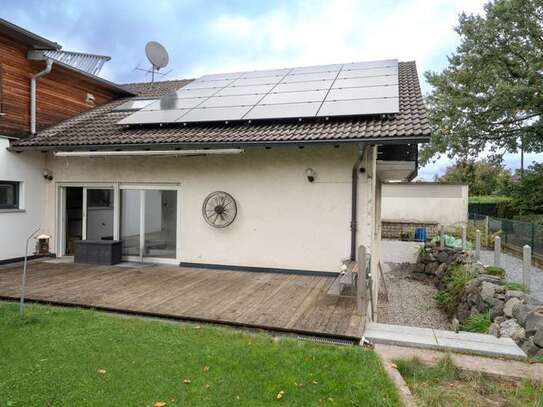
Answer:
[
  {"xmin": 153, "ymin": 402, "xmax": 166, "ymax": 407},
  {"xmin": 97, "ymin": 369, "xmax": 107, "ymax": 375},
  {"xmin": 390, "ymin": 363, "xmax": 398, "ymax": 369},
  {"xmin": 276, "ymin": 391, "xmax": 284, "ymax": 400},
  {"xmin": 183, "ymin": 379, "xmax": 191, "ymax": 384},
  {"xmin": 205, "ymin": 384, "xmax": 210, "ymax": 389},
  {"xmin": 203, "ymin": 366, "xmax": 209, "ymax": 372},
  {"xmin": 328, "ymin": 397, "xmax": 334, "ymax": 402},
  {"xmin": 312, "ymin": 380, "xmax": 318, "ymax": 385}
]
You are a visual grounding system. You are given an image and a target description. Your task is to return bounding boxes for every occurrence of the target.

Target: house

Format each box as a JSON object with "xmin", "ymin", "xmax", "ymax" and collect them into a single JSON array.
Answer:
[
  {"xmin": 1, "ymin": 22, "xmax": 430, "ymax": 281},
  {"xmin": 381, "ymin": 182, "xmax": 469, "ymax": 239},
  {"xmin": 0, "ymin": 18, "xmax": 133, "ymax": 262},
  {"xmin": 7, "ymin": 59, "xmax": 430, "ymax": 280}
]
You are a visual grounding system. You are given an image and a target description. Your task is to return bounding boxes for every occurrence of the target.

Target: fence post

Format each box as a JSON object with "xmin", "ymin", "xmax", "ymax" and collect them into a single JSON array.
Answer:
[
  {"xmin": 475, "ymin": 229, "xmax": 481, "ymax": 261},
  {"xmin": 485, "ymin": 216, "xmax": 489, "ymax": 248},
  {"xmin": 532, "ymin": 224, "xmax": 536, "ymax": 252},
  {"xmin": 523, "ymin": 245, "xmax": 531, "ymax": 292},
  {"xmin": 357, "ymin": 245, "xmax": 367, "ymax": 316},
  {"xmin": 440, "ymin": 225, "xmax": 444, "ymax": 249},
  {"xmin": 461, "ymin": 225, "xmax": 467, "ymax": 251},
  {"xmin": 494, "ymin": 236, "xmax": 501, "ymax": 267}
]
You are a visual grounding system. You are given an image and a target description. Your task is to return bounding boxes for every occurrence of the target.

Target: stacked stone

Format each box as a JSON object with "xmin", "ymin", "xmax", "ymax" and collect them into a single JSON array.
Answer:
[{"xmin": 415, "ymin": 246, "xmax": 543, "ymax": 357}]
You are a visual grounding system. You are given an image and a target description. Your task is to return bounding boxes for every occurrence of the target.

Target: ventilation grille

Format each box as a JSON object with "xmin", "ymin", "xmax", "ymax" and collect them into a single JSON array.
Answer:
[{"xmin": 297, "ymin": 335, "xmax": 355, "ymax": 346}]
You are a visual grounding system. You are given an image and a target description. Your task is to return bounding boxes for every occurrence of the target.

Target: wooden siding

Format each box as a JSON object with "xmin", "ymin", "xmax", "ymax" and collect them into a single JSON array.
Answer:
[{"xmin": 0, "ymin": 35, "xmax": 121, "ymax": 138}]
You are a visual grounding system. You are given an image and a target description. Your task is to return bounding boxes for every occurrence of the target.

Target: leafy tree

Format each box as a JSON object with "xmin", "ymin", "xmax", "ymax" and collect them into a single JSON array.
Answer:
[
  {"xmin": 511, "ymin": 162, "xmax": 543, "ymax": 214},
  {"xmin": 437, "ymin": 160, "xmax": 513, "ymax": 196},
  {"xmin": 421, "ymin": 0, "xmax": 543, "ymax": 166}
]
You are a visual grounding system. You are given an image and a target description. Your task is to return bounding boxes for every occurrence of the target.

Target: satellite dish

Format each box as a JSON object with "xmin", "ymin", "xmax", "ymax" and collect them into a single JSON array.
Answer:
[{"xmin": 145, "ymin": 41, "xmax": 169, "ymax": 70}]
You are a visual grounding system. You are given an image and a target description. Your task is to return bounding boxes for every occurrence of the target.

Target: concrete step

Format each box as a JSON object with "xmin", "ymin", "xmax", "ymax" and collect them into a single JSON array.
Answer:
[{"xmin": 364, "ymin": 322, "xmax": 527, "ymax": 361}]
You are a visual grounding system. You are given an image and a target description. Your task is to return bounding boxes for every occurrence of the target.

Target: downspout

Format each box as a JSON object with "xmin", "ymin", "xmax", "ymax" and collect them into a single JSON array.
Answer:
[
  {"xmin": 350, "ymin": 144, "xmax": 367, "ymax": 261},
  {"xmin": 30, "ymin": 58, "xmax": 53, "ymax": 134}
]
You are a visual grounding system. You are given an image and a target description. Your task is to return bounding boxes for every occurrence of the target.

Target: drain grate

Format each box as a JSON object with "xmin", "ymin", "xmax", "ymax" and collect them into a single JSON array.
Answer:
[{"xmin": 297, "ymin": 335, "xmax": 355, "ymax": 346}]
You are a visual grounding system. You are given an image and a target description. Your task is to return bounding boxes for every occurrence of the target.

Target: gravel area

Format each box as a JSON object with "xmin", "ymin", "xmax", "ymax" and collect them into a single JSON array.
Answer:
[
  {"xmin": 377, "ymin": 262, "xmax": 450, "ymax": 330},
  {"xmin": 479, "ymin": 250, "xmax": 543, "ymax": 303}
]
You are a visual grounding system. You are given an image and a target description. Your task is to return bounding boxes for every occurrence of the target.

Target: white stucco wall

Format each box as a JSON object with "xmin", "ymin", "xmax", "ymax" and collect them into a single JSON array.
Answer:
[
  {"xmin": 381, "ymin": 182, "xmax": 469, "ymax": 226},
  {"xmin": 42, "ymin": 144, "xmax": 375, "ymax": 272},
  {"xmin": 0, "ymin": 137, "xmax": 47, "ymax": 261}
]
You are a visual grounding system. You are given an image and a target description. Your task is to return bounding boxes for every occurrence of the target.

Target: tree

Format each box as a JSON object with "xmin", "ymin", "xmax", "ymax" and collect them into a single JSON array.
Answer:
[
  {"xmin": 511, "ymin": 162, "xmax": 543, "ymax": 214},
  {"xmin": 438, "ymin": 160, "xmax": 513, "ymax": 196},
  {"xmin": 421, "ymin": 0, "xmax": 543, "ymax": 168}
]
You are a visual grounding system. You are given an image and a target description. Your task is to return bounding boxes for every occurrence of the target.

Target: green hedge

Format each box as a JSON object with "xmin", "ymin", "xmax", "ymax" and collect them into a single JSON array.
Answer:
[{"xmin": 468, "ymin": 196, "xmax": 517, "ymax": 218}]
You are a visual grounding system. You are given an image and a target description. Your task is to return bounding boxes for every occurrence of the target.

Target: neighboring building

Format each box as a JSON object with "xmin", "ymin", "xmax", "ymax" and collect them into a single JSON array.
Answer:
[
  {"xmin": 9, "ymin": 58, "xmax": 430, "ymax": 278},
  {"xmin": 381, "ymin": 182, "xmax": 469, "ymax": 239},
  {"xmin": 0, "ymin": 18, "xmax": 133, "ymax": 262}
]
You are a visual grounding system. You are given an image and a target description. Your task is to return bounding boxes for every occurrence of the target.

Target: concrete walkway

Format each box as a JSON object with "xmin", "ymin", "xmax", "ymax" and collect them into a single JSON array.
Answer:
[
  {"xmin": 479, "ymin": 249, "xmax": 543, "ymax": 303},
  {"xmin": 365, "ymin": 322, "xmax": 527, "ymax": 360}
]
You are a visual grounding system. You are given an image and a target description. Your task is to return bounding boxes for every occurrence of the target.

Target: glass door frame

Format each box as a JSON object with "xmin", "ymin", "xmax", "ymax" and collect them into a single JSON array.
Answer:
[
  {"xmin": 56, "ymin": 182, "xmax": 118, "ymax": 257},
  {"xmin": 119, "ymin": 183, "xmax": 180, "ymax": 265},
  {"xmin": 56, "ymin": 182, "xmax": 179, "ymax": 264}
]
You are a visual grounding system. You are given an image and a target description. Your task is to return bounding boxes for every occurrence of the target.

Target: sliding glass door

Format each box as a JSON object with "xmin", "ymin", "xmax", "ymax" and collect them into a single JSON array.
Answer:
[{"xmin": 120, "ymin": 188, "xmax": 177, "ymax": 262}]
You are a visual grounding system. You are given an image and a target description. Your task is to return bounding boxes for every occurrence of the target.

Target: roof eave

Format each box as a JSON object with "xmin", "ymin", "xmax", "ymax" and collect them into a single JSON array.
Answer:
[
  {"xmin": 9, "ymin": 134, "xmax": 431, "ymax": 152},
  {"xmin": 0, "ymin": 18, "xmax": 60, "ymax": 50}
]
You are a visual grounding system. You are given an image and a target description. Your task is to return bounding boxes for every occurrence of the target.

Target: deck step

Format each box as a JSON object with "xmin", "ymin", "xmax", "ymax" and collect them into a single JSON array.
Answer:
[{"xmin": 364, "ymin": 322, "xmax": 527, "ymax": 361}]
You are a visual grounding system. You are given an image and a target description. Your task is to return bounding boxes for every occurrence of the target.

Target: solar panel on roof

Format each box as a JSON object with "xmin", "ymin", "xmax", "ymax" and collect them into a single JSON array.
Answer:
[
  {"xmin": 118, "ymin": 109, "xmax": 189, "ymax": 124},
  {"xmin": 117, "ymin": 59, "xmax": 400, "ymax": 126},
  {"xmin": 200, "ymin": 94, "xmax": 263, "ymax": 108},
  {"xmin": 178, "ymin": 106, "xmax": 251, "ymax": 122},
  {"xmin": 318, "ymin": 98, "xmax": 399, "ymax": 116},
  {"xmin": 244, "ymin": 102, "xmax": 321, "ymax": 120},
  {"xmin": 260, "ymin": 90, "xmax": 327, "ymax": 105}
]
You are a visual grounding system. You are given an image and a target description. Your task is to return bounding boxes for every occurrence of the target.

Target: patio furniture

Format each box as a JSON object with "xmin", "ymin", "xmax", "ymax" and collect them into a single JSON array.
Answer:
[{"xmin": 75, "ymin": 240, "xmax": 122, "ymax": 265}]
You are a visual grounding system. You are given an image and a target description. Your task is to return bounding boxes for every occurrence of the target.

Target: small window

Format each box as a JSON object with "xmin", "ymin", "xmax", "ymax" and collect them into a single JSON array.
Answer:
[{"xmin": 0, "ymin": 181, "xmax": 19, "ymax": 209}]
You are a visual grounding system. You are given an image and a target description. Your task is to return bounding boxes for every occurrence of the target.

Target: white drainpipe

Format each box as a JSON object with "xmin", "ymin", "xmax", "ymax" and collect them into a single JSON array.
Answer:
[{"xmin": 30, "ymin": 59, "xmax": 53, "ymax": 134}]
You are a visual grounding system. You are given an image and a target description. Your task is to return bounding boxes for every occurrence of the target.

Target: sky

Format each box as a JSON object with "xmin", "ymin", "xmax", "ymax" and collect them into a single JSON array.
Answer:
[{"xmin": 2, "ymin": 0, "xmax": 540, "ymax": 178}]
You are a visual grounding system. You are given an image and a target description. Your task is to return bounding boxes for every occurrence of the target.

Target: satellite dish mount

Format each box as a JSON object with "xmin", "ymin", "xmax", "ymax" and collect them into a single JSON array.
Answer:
[{"xmin": 136, "ymin": 41, "xmax": 170, "ymax": 82}]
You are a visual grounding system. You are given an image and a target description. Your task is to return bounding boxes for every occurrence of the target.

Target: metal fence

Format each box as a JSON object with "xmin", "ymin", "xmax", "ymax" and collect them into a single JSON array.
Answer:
[{"xmin": 469, "ymin": 213, "xmax": 543, "ymax": 260}]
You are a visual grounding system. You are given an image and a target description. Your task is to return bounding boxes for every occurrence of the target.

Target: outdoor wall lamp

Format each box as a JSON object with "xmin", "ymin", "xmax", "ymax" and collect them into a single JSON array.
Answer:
[
  {"xmin": 305, "ymin": 168, "xmax": 317, "ymax": 183},
  {"xmin": 42, "ymin": 168, "xmax": 53, "ymax": 181}
]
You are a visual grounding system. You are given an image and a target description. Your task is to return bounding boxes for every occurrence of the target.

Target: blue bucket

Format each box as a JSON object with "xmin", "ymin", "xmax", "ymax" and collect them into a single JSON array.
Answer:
[{"xmin": 414, "ymin": 227, "xmax": 427, "ymax": 242}]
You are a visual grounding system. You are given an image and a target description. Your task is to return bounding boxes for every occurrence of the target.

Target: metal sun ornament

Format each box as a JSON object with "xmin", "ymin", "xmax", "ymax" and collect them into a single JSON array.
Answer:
[{"xmin": 202, "ymin": 191, "xmax": 237, "ymax": 228}]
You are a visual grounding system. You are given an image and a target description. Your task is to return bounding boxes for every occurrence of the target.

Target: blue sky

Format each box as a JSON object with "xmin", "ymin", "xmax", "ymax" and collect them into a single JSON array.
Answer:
[{"xmin": 2, "ymin": 0, "xmax": 540, "ymax": 178}]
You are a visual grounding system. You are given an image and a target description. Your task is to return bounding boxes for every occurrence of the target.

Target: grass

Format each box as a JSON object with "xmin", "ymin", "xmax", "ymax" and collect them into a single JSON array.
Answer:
[
  {"xmin": 396, "ymin": 356, "xmax": 543, "ymax": 407},
  {"xmin": 462, "ymin": 312, "xmax": 492, "ymax": 333},
  {"xmin": 435, "ymin": 264, "xmax": 474, "ymax": 315},
  {"xmin": 484, "ymin": 266, "xmax": 506, "ymax": 278},
  {"xmin": 0, "ymin": 302, "xmax": 401, "ymax": 406},
  {"xmin": 505, "ymin": 282, "xmax": 530, "ymax": 293}
]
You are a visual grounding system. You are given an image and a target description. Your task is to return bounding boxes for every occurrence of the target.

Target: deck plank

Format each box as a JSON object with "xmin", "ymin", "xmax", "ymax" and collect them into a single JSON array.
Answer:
[{"xmin": 0, "ymin": 261, "xmax": 361, "ymax": 339}]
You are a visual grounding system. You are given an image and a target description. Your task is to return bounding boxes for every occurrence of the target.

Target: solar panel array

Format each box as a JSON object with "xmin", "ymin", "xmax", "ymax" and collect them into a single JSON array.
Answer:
[{"xmin": 118, "ymin": 59, "xmax": 399, "ymax": 125}]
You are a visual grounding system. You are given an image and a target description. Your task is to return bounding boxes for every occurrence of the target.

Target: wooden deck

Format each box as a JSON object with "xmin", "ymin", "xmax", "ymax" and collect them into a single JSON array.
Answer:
[{"xmin": 0, "ymin": 260, "xmax": 363, "ymax": 340}]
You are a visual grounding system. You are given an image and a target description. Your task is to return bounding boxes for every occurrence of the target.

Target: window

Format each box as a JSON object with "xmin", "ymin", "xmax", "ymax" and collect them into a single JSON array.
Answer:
[{"xmin": 0, "ymin": 181, "xmax": 19, "ymax": 209}]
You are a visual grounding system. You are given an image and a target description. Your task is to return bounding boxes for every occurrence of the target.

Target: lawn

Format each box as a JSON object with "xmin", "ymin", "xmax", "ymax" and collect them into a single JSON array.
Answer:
[
  {"xmin": 0, "ymin": 302, "xmax": 400, "ymax": 406},
  {"xmin": 396, "ymin": 356, "xmax": 543, "ymax": 407}
]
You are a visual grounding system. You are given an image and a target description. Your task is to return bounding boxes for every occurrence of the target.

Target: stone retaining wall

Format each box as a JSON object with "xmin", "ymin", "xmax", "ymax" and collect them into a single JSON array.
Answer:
[{"xmin": 415, "ymin": 246, "xmax": 543, "ymax": 358}]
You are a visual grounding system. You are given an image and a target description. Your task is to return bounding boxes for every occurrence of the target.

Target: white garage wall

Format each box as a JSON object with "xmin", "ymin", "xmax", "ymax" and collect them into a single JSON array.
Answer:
[
  {"xmin": 42, "ymin": 144, "xmax": 375, "ymax": 272},
  {"xmin": 0, "ymin": 137, "xmax": 47, "ymax": 261},
  {"xmin": 381, "ymin": 182, "xmax": 469, "ymax": 226}
]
